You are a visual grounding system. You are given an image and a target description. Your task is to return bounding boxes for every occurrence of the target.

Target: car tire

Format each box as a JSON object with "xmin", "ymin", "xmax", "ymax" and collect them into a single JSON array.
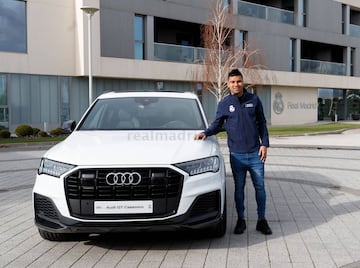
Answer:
[{"xmin": 38, "ymin": 229, "xmax": 88, "ymax": 241}]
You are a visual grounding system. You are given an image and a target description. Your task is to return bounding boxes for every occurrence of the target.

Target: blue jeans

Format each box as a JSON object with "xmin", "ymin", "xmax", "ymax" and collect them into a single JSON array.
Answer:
[{"xmin": 230, "ymin": 151, "xmax": 266, "ymax": 220}]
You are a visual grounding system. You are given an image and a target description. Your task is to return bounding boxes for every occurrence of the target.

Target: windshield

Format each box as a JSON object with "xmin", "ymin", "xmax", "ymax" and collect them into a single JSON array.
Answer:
[{"xmin": 78, "ymin": 97, "xmax": 207, "ymax": 130}]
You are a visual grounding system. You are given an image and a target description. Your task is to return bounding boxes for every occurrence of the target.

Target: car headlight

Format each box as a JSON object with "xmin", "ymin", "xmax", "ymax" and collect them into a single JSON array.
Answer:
[
  {"xmin": 38, "ymin": 158, "xmax": 75, "ymax": 178},
  {"xmin": 175, "ymin": 156, "xmax": 220, "ymax": 176}
]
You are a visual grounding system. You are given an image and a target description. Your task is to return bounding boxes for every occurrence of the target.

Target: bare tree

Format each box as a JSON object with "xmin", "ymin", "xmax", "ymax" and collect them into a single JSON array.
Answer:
[{"xmin": 197, "ymin": 0, "xmax": 266, "ymax": 102}]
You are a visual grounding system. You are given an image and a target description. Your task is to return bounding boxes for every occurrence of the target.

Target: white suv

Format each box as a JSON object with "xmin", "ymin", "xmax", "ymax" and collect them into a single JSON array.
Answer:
[{"xmin": 33, "ymin": 91, "xmax": 226, "ymax": 240}]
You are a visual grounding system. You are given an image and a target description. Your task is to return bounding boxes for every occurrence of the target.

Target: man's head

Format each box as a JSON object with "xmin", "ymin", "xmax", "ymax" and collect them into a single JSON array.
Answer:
[
  {"xmin": 227, "ymin": 69, "xmax": 244, "ymax": 96},
  {"xmin": 228, "ymin": 68, "xmax": 243, "ymax": 79}
]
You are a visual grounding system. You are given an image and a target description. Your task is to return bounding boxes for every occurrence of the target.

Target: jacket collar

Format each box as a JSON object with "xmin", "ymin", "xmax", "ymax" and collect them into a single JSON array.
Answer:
[{"xmin": 230, "ymin": 88, "xmax": 248, "ymax": 98}]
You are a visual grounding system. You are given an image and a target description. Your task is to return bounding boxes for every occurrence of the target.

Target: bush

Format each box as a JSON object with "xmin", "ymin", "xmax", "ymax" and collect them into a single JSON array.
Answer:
[
  {"xmin": 32, "ymin": 128, "xmax": 41, "ymax": 136},
  {"xmin": 0, "ymin": 130, "xmax": 11, "ymax": 139},
  {"xmin": 15, "ymin": 124, "xmax": 34, "ymax": 137},
  {"xmin": 38, "ymin": 130, "xmax": 49, "ymax": 137},
  {"xmin": 49, "ymin": 127, "xmax": 62, "ymax": 136}
]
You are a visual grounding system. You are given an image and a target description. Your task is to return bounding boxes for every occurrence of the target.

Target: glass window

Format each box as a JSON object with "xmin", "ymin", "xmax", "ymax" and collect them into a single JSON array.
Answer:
[
  {"xmin": 134, "ymin": 42, "xmax": 144, "ymax": 59},
  {"xmin": 0, "ymin": 74, "xmax": 6, "ymax": 105},
  {"xmin": 79, "ymin": 97, "xmax": 206, "ymax": 130},
  {"xmin": 223, "ymin": 0, "xmax": 231, "ymax": 10},
  {"xmin": 60, "ymin": 77, "xmax": 70, "ymax": 123},
  {"xmin": 10, "ymin": 75, "xmax": 59, "ymax": 125},
  {"xmin": 351, "ymin": 48, "xmax": 355, "ymax": 76},
  {"xmin": 0, "ymin": 0, "xmax": 27, "ymax": 53},
  {"xmin": 238, "ymin": 30, "xmax": 247, "ymax": 67},
  {"xmin": 318, "ymin": 88, "xmax": 345, "ymax": 121},
  {"xmin": 238, "ymin": 30, "xmax": 246, "ymax": 51},
  {"xmin": 0, "ymin": 107, "xmax": 8, "ymax": 126},
  {"xmin": 302, "ymin": 0, "xmax": 307, "ymax": 27},
  {"xmin": 134, "ymin": 15, "xmax": 144, "ymax": 59},
  {"xmin": 290, "ymin": 38, "xmax": 296, "ymax": 72},
  {"xmin": 0, "ymin": 74, "xmax": 8, "ymax": 129}
]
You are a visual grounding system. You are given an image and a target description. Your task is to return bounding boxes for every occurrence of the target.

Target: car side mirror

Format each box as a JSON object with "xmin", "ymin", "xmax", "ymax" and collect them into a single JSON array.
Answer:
[{"xmin": 61, "ymin": 120, "xmax": 76, "ymax": 134}]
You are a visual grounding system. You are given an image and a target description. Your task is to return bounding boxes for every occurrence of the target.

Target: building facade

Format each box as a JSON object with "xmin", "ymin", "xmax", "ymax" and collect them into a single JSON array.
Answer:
[{"xmin": 1, "ymin": 0, "xmax": 360, "ymax": 132}]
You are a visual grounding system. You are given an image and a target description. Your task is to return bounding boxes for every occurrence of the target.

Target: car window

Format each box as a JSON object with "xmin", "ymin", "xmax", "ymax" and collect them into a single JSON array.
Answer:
[{"xmin": 78, "ymin": 97, "xmax": 206, "ymax": 130}]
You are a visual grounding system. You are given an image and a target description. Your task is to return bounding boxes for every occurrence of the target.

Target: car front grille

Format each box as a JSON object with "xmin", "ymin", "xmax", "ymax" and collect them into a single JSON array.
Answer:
[{"xmin": 64, "ymin": 168, "xmax": 183, "ymax": 219}]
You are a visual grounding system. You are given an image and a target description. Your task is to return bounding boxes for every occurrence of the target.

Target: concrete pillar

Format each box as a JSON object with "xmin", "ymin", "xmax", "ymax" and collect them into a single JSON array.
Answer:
[
  {"xmin": 232, "ymin": 0, "xmax": 238, "ymax": 15},
  {"xmin": 295, "ymin": 39, "xmax": 301, "ymax": 72},
  {"xmin": 344, "ymin": 5, "xmax": 350, "ymax": 35},
  {"xmin": 295, "ymin": 0, "xmax": 304, "ymax": 26},
  {"xmin": 145, "ymin": 15, "xmax": 154, "ymax": 60}
]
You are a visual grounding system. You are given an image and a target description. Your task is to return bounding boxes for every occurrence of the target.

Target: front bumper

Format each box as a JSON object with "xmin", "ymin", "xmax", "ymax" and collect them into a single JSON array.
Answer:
[{"xmin": 34, "ymin": 190, "xmax": 222, "ymax": 234}]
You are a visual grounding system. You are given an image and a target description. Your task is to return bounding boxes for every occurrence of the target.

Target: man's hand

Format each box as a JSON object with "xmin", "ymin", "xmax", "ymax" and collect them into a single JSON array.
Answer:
[
  {"xmin": 194, "ymin": 133, "xmax": 207, "ymax": 140},
  {"xmin": 258, "ymin": 146, "xmax": 267, "ymax": 162}
]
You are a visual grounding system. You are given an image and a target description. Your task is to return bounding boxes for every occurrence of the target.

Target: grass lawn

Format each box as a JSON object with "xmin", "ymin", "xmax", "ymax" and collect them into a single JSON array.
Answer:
[
  {"xmin": 268, "ymin": 122, "xmax": 360, "ymax": 136},
  {"xmin": 216, "ymin": 122, "xmax": 360, "ymax": 138},
  {"xmin": 0, "ymin": 135, "xmax": 67, "ymax": 145},
  {"xmin": 1, "ymin": 122, "xmax": 360, "ymax": 144}
]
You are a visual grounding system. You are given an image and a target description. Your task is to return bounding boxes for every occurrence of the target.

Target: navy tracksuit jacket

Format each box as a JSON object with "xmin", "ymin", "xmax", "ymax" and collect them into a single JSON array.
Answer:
[{"xmin": 204, "ymin": 90, "xmax": 269, "ymax": 153}]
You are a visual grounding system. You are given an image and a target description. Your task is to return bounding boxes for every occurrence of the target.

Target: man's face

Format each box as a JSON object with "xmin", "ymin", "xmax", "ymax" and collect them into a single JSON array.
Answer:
[{"xmin": 227, "ymin": 75, "xmax": 244, "ymax": 96}]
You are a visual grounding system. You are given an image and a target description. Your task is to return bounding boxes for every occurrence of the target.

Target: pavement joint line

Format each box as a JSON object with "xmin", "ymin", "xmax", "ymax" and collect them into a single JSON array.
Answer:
[{"xmin": 1, "ymin": 141, "xmax": 359, "ymax": 151}]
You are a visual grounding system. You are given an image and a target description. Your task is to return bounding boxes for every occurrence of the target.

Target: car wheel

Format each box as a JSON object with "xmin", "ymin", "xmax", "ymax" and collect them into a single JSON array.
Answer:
[{"xmin": 38, "ymin": 229, "xmax": 88, "ymax": 241}]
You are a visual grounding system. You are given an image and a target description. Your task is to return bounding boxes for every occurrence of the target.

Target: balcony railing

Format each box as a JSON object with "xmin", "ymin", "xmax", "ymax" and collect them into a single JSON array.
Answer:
[
  {"xmin": 154, "ymin": 42, "xmax": 206, "ymax": 63},
  {"xmin": 300, "ymin": 59, "xmax": 346, "ymax": 76},
  {"xmin": 238, "ymin": 0, "xmax": 294, "ymax": 25},
  {"xmin": 349, "ymin": 24, "xmax": 360, "ymax": 38}
]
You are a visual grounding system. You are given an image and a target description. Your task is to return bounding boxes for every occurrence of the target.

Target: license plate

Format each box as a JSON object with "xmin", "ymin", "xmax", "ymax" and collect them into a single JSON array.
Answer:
[{"xmin": 94, "ymin": 200, "xmax": 153, "ymax": 214}]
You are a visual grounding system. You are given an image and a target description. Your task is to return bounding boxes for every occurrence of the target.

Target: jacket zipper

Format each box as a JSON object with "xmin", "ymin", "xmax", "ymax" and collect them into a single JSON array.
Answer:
[{"xmin": 238, "ymin": 96, "xmax": 249, "ymax": 152}]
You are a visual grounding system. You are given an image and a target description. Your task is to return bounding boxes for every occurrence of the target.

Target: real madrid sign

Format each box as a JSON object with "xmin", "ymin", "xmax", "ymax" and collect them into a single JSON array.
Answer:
[
  {"xmin": 273, "ymin": 92, "xmax": 284, "ymax": 114},
  {"xmin": 272, "ymin": 91, "xmax": 317, "ymax": 115},
  {"xmin": 271, "ymin": 88, "xmax": 318, "ymax": 125}
]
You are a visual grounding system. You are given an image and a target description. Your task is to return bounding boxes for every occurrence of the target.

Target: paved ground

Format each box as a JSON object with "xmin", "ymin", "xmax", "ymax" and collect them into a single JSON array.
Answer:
[
  {"xmin": 1, "ymin": 129, "xmax": 360, "ymax": 267},
  {"xmin": 270, "ymin": 128, "xmax": 360, "ymax": 150}
]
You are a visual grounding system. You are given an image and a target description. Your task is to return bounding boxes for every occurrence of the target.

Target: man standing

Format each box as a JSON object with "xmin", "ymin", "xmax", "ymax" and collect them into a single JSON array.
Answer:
[{"xmin": 194, "ymin": 68, "xmax": 272, "ymax": 235}]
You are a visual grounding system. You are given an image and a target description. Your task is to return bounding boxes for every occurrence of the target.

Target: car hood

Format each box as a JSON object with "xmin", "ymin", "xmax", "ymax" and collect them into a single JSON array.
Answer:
[{"xmin": 44, "ymin": 130, "xmax": 219, "ymax": 166}]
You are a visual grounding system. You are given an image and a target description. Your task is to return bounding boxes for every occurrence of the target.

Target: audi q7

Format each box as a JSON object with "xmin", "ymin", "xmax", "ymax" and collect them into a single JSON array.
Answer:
[{"xmin": 33, "ymin": 91, "xmax": 226, "ymax": 240}]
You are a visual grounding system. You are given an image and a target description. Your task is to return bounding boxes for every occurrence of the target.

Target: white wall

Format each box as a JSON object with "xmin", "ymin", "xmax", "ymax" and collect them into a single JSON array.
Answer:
[
  {"xmin": 0, "ymin": 0, "xmax": 103, "ymax": 77},
  {"xmin": 0, "ymin": 0, "xmax": 77, "ymax": 76},
  {"xmin": 335, "ymin": 0, "xmax": 360, "ymax": 8}
]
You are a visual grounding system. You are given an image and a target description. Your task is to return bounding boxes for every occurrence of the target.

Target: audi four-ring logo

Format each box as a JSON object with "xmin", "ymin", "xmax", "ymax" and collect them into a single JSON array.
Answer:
[{"xmin": 105, "ymin": 172, "xmax": 142, "ymax": 186}]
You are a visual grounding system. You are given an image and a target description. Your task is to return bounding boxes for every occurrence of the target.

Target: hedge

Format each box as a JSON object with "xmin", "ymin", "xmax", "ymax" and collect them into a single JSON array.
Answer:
[
  {"xmin": 15, "ymin": 124, "xmax": 34, "ymax": 137},
  {"xmin": 0, "ymin": 130, "xmax": 11, "ymax": 139}
]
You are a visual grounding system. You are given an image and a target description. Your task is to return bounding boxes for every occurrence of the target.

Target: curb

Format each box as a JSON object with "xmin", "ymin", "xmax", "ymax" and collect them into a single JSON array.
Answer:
[
  {"xmin": 1, "ymin": 132, "xmax": 359, "ymax": 151},
  {"xmin": 0, "ymin": 142, "xmax": 58, "ymax": 151},
  {"xmin": 269, "ymin": 144, "xmax": 360, "ymax": 150},
  {"xmin": 217, "ymin": 136, "xmax": 359, "ymax": 150}
]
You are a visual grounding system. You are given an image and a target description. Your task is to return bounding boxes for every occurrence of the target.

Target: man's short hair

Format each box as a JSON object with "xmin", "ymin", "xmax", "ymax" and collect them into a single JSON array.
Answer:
[{"xmin": 228, "ymin": 69, "xmax": 243, "ymax": 79}]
